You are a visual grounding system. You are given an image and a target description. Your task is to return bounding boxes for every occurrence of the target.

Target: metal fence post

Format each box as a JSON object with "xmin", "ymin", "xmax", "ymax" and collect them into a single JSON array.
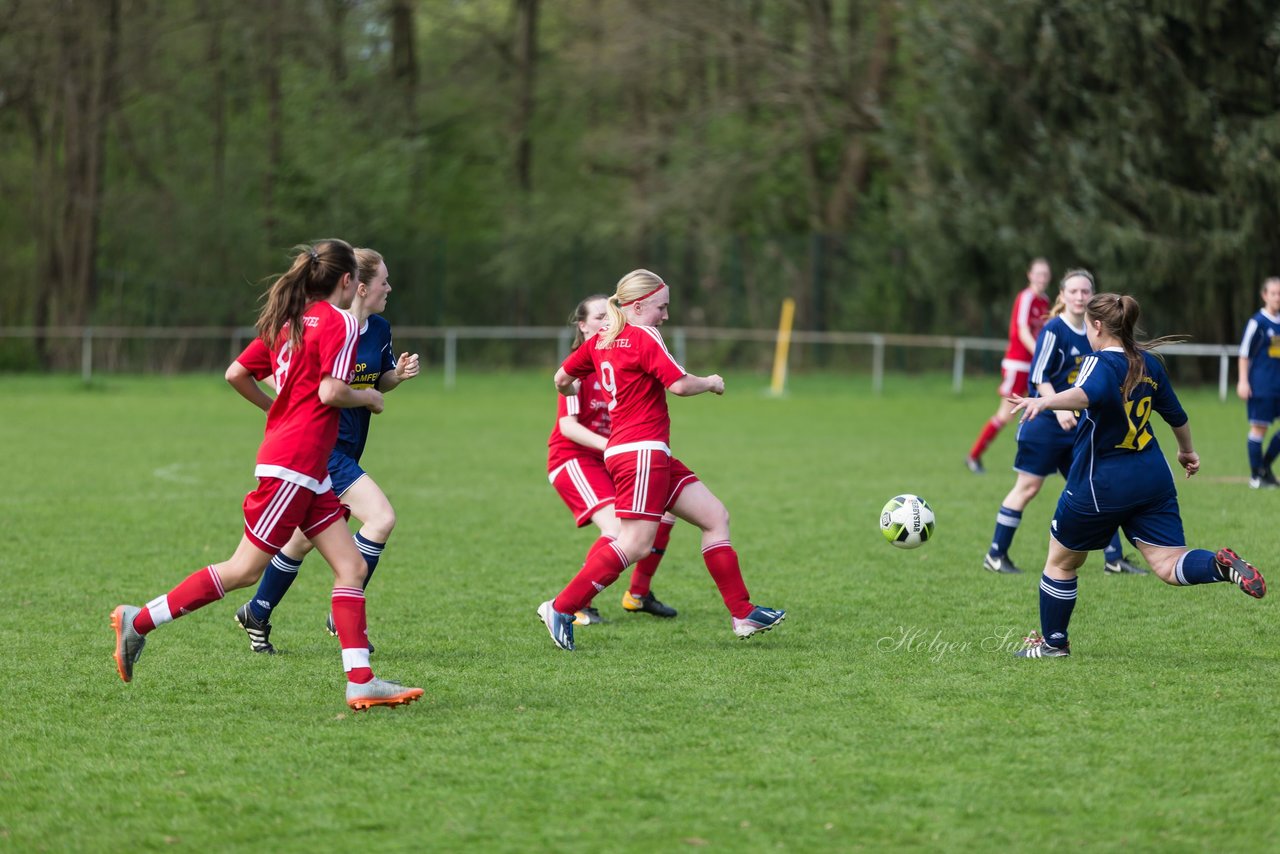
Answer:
[
  {"xmin": 1219, "ymin": 353, "xmax": 1229, "ymax": 402},
  {"xmin": 81, "ymin": 327, "xmax": 93, "ymax": 383},
  {"xmin": 673, "ymin": 328, "xmax": 687, "ymax": 366},
  {"xmin": 871, "ymin": 334, "xmax": 885, "ymax": 395},
  {"xmin": 952, "ymin": 340, "xmax": 966, "ymax": 394},
  {"xmin": 444, "ymin": 328, "xmax": 457, "ymax": 390}
]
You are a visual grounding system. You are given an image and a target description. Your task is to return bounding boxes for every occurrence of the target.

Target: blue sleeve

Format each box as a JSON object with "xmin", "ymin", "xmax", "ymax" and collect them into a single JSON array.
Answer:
[
  {"xmin": 1028, "ymin": 323, "xmax": 1060, "ymax": 388},
  {"xmin": 1240, "ymin": 316, "xmax": 1262, "ymax": 360},
  {"xmin": 1073, "ymin": 354, "xmax": 1113, "ymax": 407},
  {"xmin": 1150, "ymin": 356, "xmax": 1188, "ymax": 428},
  {"xmin": 380, "ymin": 337, "xmax": 396, "ymax": 376}
]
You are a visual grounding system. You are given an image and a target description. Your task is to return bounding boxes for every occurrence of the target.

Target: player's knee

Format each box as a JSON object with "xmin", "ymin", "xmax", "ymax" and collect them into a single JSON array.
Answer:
[
  {"xmin": 334, "ymin": 553, "xmax": 367, "ymax": 586},
  {"xmin": 1149, "ymin": 557, "xmax": 1179, "ymax": 585},
  {"xmin": 368, "ymin": 506, "xmax": 396, "ymax": 539},
  {"xmin": 701, "ymin": 503, "xmax": 730, "ymax": 536}
]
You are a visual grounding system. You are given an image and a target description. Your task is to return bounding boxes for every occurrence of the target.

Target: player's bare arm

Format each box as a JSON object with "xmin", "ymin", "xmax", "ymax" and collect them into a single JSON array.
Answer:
[
  {"xmin": 378, "ymin": 352, "xmax": 421, "ymax": 393},
  {"xmin": 1237, "ymin": 356, "xmax": 1251, "ymax": 400},
  {"xmin": 554, "ymin": 367, "xmax": 579, "ymax": 397},
  {"xmin": 558, "ymin": 416, "xmax": 607, "ymax": 452},
  {"xmin": 225, "ymin": 361, "xmax": 274, "ymax": 413},
  {"xmin": 1036, "ymin": 380, "xmax": 1077, "ymax": 430},
  {"xmin": 1009, "ymin": 386, "xmax": 1089, "ymax": 421},
  {"xmin": 669, "ymin": 373, "xmax": 724, "ymax": 397},
  {"xmin": 1171, "ymin": 422, "xmax": 1200, "ymax": 478},
  {"xmin": 319, "ymin": 376, "xmax": 384, "ymax": 413}
]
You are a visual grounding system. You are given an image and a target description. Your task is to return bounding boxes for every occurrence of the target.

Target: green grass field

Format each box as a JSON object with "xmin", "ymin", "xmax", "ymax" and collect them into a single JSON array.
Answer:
[{"xmin": 2, "ymin": 371, "xmax": 1276, "ymax": 851}]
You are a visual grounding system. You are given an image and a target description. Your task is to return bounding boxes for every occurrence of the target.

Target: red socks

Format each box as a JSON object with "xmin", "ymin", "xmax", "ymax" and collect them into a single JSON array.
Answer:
[
  {"xmin": 969, "ymin": 418, "xmax": 1004, "ymax": 462},
  {"xmin": 629, "ymin": 520, "xmax": 674, "ymax": 597},
  {"xmin": 332, "ymin": 587, "xmax": 372, "ymax": 684},
  {"xmin": 134, "ymin": 566, "xmax": 225, "ymax": 634},
  {"xmin": 702, "ymin": 541, "xmax": 753, "ymax": 619},
  {"xmin": 554, "ymin": 541, "xmax": 630, "ymax": 614}
]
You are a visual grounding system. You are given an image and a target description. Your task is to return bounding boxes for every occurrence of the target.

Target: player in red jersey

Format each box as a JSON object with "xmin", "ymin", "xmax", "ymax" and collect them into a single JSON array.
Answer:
[
  {"xmin": 226, "ymin": 247, "xmax": 421, "ymax": 654},
  {"xmin": 547, "ymin": 294, "xmax": 680, "ymax": 626},
  {"xmin": 110, "ymin": 239, "xmax": 423, "ymax": 711},
  {"xmin": 537, "ymin": 269, "xmax": 786, "ymax": 651},
  {"xmin": 966, "ymin": 257, "xmax": 1052, "ymax": 473}
]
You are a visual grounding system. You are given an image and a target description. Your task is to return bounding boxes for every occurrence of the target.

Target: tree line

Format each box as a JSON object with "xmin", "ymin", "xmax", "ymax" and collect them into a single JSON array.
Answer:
[{"xmin": 1, "ymin": 0, "xmax": 1276, "ymax": 369}]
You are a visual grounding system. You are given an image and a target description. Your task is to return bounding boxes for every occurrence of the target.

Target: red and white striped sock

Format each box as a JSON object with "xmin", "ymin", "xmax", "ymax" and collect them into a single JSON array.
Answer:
[
  {"xmin": 629, "ymin": 519, "xmax": 674, "ymax": 597},
  {"xmin": 332, "ymin": 586, "xmax": 373, "ymax": 684},
  {"xmin": 554, "ymin": 541, "xmax": 630, "ymax": 614},
  {"xmin": 702, "ymin": 541, "xmax": 753, "ymax": 619},
  {"xmin": 582, "ymin": 535, "xmax": 616, "ymax": 566},
  {"xmin": 133, "ymin": 566, "xmax": 225, "ymax": 634}
]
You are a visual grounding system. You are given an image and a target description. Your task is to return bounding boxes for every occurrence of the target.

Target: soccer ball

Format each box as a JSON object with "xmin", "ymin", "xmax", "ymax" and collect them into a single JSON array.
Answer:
[{"xmin": 879, "ymin": 494, "xmax": 936, "ymax": 549}]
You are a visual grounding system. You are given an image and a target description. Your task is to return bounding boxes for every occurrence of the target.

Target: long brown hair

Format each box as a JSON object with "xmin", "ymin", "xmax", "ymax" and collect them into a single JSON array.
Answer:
[
  {"xmin": 1086, "ymin": 292, "xmax": 1187, "ymax": 399},
  {"xmin": 600, "ymin": 269, "xmax": 665, "ymax": 349},
  {"xmin": 569, "ymin": 294, "xmax": 608, "ymax": 348},
  {"xmin": 256, "ymin": 239, "xmax": 358, "ymax": 350}
]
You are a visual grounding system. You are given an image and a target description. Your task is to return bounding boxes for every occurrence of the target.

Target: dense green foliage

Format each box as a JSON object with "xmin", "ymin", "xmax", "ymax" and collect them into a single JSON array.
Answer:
[
  {"xmin": 2, "ymin": 1, "xmax": 1277, "ymax": 360},
  {"xmin": 1, "ymin": 372, "xmax": 1276, "ymax": 849}
]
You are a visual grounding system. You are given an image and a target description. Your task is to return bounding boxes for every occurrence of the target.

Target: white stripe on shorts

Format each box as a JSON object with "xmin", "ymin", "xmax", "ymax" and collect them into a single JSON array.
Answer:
[
  {"xmin": 565, "ymin": 460, "xmax": 600, "ymax": 509},
  {"xmin": 251, "ymin": 480, "xmax": 299, "ymax": 544}
]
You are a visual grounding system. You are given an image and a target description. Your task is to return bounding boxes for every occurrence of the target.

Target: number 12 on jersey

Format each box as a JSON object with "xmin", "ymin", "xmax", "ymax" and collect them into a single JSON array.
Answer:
[{"xmin": 1115, "ymin": 396, "xmax": 1153, "ymax": 450}]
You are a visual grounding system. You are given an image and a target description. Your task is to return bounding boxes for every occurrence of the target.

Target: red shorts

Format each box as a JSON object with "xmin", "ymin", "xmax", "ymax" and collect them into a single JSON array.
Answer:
[
  {"xmin": 604, "ymin": 445, "xmax": 698, "ymax": 520},
  {"xmin": 999, "ymin": 366, "xmax": 1029, "ymax": 397},
  {"xmin": 548, "ymin": 456, "xmax": 615, "ymax": 527},
  {"xmin": 242, "ymin": 478, "xmax": 350, "ymax": 552}
]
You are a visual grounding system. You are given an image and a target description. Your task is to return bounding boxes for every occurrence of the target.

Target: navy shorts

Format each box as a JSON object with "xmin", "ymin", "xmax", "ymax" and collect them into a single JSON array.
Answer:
[
  {"xmin": 1050, "ymin": 489, "xmax": 1185, "ymax": 552},
  {"xmin": 1013, "ymin": 416, "xmax": 1074, "ymax": 478},
  {"xmin": 327, "ymin": 449, "xmax": 368, "ymax": 497},
  {"xmin": 1247, "ymin": 395, "xmax": 1280, "ymax": 426}
]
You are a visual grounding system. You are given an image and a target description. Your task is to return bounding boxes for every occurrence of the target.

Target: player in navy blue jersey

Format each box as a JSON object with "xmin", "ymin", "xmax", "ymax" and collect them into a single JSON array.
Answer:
[
  {"xmin": 983, "ymin": 271, "xmax": 1146, "ymax": 576},
  {"xmin": 1008, "ymin": 292, "xmax": 1266, "ymax": 658},
  {"xmin": 226, "ymin": 247, "xmax": 420, "ymax": 654},
  {"xmin": 1236, "ymin": 277, "xmax": 1280, "ymax": 489}
]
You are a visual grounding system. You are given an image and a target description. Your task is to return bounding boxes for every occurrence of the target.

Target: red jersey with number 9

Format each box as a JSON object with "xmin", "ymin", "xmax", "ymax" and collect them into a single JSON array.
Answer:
[
  {"xmin": 251, "ymin": 301, "xmax": 359, "ymax": 493},
  {"xmin": 560, "ymin": 324, "xmax": 687, "ymax": 449}
]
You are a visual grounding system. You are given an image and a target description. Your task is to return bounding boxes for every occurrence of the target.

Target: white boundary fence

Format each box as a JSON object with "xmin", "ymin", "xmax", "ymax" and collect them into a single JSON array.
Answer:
[{"xmin": 0, "ymin": 325, "xmax": 1240, "ymax": 400}]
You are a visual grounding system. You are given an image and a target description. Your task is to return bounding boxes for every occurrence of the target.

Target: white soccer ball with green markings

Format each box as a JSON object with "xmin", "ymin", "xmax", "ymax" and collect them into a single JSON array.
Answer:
[{"xmin": 879, "ymin": 494, "xmax": 935, "ymax": 549}]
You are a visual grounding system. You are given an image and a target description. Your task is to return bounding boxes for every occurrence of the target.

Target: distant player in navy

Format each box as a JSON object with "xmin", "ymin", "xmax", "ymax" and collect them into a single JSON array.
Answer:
[
  {"xmin": 983, "ymin": 270, "xmax": 1145, "ymax": 576},
  {"xmin": 1008, "ymin": 293, "xmax": 1266, "ymax": 658},
  {"xmin": 226, "ymin": 247, "xmax": 420, "ymax": 654},
  {"xmin": 1236, "ymin": 276, "xmax": 1280, "ymax": 489}
]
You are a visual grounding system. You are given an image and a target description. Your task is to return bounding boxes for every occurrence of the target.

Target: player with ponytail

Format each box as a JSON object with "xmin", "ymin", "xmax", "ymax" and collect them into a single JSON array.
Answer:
[
  {"xmin": 1009, "ymin": 292, "xmax": 1266, "ymax": 658},
  {"xmin": 111, "ymin": 240, "xmax": 424, "ymax": 710},
  {"xmin": 538, "ymin": 269, "xmax": 786, "ymax": 651}
]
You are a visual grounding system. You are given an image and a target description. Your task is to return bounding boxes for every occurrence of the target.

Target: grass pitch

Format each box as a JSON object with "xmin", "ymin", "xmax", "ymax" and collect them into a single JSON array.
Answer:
[{"xmin": 1, "ymin": 371, "xmax": 1275, "ymax": 851}]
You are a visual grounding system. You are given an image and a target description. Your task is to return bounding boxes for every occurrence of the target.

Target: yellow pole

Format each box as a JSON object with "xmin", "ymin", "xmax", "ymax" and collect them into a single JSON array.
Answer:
[{"xmin": 769, "ymin": 297, "xmax": 796, "ymax": 396}]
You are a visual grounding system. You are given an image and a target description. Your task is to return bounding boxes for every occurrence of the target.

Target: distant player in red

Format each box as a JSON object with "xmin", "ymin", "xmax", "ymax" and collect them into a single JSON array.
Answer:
[
  {"xmin": 966, "ymin": 257, "xmax": 1052, "ymax": 473},
  {"xmin": 547, "ymin": 294, "xmax": 679, "ymax": 626},
  {"xmin": 110, "ymin": 239, "xmax": 423, "ymax": 711},
  {"xmin": 537, "ymin": 269, "xmax": 786, "ymax": 651}
]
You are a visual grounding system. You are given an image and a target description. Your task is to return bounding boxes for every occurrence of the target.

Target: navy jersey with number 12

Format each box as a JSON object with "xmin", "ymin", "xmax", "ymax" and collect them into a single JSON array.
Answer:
[{"xmin": 1066, "ymin": 348, "xmax": 1188, "ymax": 512}]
